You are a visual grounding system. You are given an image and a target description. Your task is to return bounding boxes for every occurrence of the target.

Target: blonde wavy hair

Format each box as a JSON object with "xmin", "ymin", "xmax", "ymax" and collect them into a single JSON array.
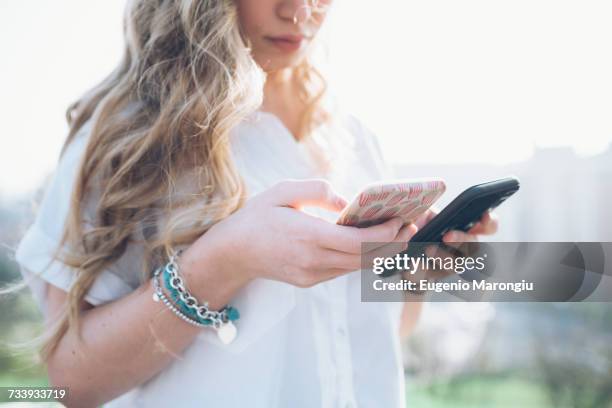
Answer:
[{"xmin": 4, "ymin": 0, "xmax": 330, "ymax": 363}]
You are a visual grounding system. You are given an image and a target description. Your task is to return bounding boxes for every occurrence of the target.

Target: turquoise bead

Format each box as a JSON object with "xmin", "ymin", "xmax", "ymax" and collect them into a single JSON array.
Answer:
[
  {"xmin": 161, "ymin": 265, "xmax": 238, "ymax": 326},
  {"xmin": 162, "ymin": 268, "xmax": 208, "ymax": 324},
  {"xmin": 226, "ymin": 307, "xmax": 240, "ymax": 321}
]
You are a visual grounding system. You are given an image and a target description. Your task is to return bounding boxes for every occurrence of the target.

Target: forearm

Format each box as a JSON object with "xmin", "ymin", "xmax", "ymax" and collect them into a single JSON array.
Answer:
[
  {"xmin": 399, "ymin": 293, "xmax": 424, "ymax": 340},
  {"xmin": 48, "ymin": 259, "xmax": 247, "ymax": 407}
]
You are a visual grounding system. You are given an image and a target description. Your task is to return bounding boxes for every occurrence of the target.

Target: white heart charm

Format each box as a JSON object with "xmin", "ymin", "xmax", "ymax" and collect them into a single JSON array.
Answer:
[{"xmin": 217, "ymin": 322, "xmax": 237, "ymax": 345}]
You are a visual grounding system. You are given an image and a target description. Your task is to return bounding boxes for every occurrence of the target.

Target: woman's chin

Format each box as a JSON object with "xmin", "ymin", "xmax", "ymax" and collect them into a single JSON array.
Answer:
[{"xmin": 255, "ymin": 54, "xmax": 307, "ymax": 73}]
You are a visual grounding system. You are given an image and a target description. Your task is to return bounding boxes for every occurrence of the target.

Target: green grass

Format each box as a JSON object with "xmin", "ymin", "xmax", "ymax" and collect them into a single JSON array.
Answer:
[
  {"xmin": 406, "ymin": 374, "xmax": 556, "ymax": 408},
  {"xmin": 0, "ymin": 372, "xmax": 585, "ymax": 408},
  {"xmin": 0, "ymin": 374, "xmax": 48, "ymax": 388}
]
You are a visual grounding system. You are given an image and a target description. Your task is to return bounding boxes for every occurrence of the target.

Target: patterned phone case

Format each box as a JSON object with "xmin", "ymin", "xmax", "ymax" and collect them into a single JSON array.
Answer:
[{"xmin": 337, "ymin": 179, "xmax": 446, "ymax": 228}]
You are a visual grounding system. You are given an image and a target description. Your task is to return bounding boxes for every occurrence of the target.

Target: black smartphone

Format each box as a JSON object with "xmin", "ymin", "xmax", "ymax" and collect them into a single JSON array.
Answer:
[
  {"xmin": 377, "ymin": 177, "xmax": 520, "ymax": 278},
  {"xmin": 410, "ymin": 176, "xmax": 520, "ymax": 243}
]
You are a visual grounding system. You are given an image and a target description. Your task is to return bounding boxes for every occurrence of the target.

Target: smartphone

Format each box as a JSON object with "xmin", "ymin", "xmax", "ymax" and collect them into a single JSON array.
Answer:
[
  {"xmin": 409, "ymin": 176, "xmax": 520, "ymax": 243},
  {"xmin": 337, "ymin": 178, "xmax": 446, "ymax": 228}
]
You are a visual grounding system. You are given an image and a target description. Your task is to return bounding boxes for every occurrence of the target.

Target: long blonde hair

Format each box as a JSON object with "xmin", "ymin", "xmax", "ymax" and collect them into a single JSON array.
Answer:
[{"xmin": 6, "ymin": 0, "xmax": 329, "ymax": 362}]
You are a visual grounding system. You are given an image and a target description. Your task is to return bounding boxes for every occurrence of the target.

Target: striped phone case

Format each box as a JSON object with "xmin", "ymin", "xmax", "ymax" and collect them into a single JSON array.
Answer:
[{"xmin": 337, "ymin": 178, "xmax": 446, "ymax": 228}]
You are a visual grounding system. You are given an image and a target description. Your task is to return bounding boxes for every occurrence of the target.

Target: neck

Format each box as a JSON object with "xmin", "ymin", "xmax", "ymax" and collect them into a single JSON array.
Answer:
[
  {"xmin": 265, "ymin": 67, "xmax": 294, "ymax": 86},
  {"xmin": 261, "ymin": 68, "xmax": 298, "ymax": 113},
  {"xmin": 260, "ymin": 67, "xmax": 305, "ymax": 140}
]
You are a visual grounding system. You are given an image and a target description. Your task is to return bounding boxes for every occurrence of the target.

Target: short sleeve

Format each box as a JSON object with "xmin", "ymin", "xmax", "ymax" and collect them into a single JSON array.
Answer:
[{"xmin": 15, "ymin": 122, "xmax": 137, "ymax": 317}]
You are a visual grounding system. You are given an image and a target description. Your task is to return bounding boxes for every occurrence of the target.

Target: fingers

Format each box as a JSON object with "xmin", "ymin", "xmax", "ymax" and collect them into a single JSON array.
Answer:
[
  {"xmin": 321, "ymin": 217, "xmax": 404, "ymax": 253},
  {"xmin": 435, "ymin": 211, "xmax": 499, "ymax": 246},
  {"xmin": 422, "ymin": 244, "xmax": 479, "ymax": 280},
  {"xmin": 319, "ymin": 217, "xmax": 417, "ymax": 254},
  {"xmin": 442, "ymin": 211, "xmax": 499, "ymax": 246},
  {"xmin": 260, "ymin": 179, "xmax": 348, "ymax": 213},
  {"xmin": 405, "ymin": 212, "xmax": 499, "ymax": 286},
  {"xmin": 414, "ymin": 207, "xmax": 439, "ymax": 230},
  {"xmin": 320, "ymin": 224, "xmax": 417, "ymax": 271},
  {"xmin": 314, "ymin": 224, "xmax": 418, "ymax": 283},
  {"xmin": 425, "ymin": 244, "xmax": 460, "ymax": 259},
  {"xmin": 442, "ymin": 231, "xmax": 479, "ymax": 254},
  {"xmin": 467, "ymin": 211, "xmax": 499, "ymax": 235},
  {"xmin": 443, "ymin": 230, "xmax": 478, "ymax": 243},
  {"xmin": 397, "ymin": 223, "xmax": 419, "ymax": 243},
  {"xmin": 319, "ymin": 250, "xmax": 362, "ymax": 271}
]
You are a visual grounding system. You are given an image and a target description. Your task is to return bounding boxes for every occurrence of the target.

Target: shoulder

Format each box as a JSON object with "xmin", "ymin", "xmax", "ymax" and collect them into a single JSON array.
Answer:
[
  {"xmin": 15, "ymin": 119, "xmax": 138, "ymax": 309},
  {"xmin": 44, "ymin": 120, "xmax": 94, "ymax": 199},
  {"xmin": 58, "ymin": 120, "xmax": 94, "ymax": 176},
  {"xmin": 33, "ymin": 121, "xmax": 94, "ymax": 227}
]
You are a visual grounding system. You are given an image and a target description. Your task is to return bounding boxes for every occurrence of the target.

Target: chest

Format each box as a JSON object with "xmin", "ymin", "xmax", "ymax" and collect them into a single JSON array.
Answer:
[{"xmin": 229, "ymin": 112, "xmax": 381, "ymax": 217}]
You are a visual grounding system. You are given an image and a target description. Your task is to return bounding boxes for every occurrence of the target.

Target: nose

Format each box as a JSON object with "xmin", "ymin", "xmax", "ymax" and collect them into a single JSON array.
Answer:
[{"xmin": 277, "ymin": 0, "xmax": 313, "ymax": 25}]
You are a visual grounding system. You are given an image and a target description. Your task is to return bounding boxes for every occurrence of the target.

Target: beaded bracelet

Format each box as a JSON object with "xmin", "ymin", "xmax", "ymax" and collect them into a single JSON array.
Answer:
[
  {"xmin": 152, "ymin": 269, "xmax": 211, "ymax": 328},
  {"xmin": 151, "ymin": 252, "xmax": 240, "ymax": 345}
]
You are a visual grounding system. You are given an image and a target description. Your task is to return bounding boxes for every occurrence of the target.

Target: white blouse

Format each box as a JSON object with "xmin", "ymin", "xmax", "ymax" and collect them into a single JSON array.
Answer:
[{"xmin": 15, "ymin": 110, "xmax": 407, "ymax": 408}]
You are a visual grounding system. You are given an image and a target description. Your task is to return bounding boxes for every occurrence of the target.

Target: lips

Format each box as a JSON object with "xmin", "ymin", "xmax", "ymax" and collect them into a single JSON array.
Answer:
[{"xmin": 265, "ymin": 35, "xmax": 306, "ymax": 52}]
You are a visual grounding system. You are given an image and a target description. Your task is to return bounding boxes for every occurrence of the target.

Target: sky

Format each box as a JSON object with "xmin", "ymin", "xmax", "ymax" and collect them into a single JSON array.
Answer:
[{"xmin": 1, "ymin": 0, "xmax": 611, "ymax": 196}]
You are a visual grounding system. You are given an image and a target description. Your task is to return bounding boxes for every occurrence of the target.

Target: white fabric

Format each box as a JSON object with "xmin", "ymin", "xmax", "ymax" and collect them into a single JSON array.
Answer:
[{"xmin": 15, "ymin": 110, "xmax": 407, "ymax": 408}]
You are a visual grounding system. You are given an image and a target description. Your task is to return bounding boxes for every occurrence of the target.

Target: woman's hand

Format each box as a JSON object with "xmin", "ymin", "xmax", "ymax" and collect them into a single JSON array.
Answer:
[
  {"xmin": 414, "ymin": 207, "xmax": 499, "ymax": 244},
  {"xmin": 404, "ymin": 208, "xmax": 500, "ymax": 287},
  {"xmin": 181, "ymin": 179, "xmax": 418, "ymax": 296}
]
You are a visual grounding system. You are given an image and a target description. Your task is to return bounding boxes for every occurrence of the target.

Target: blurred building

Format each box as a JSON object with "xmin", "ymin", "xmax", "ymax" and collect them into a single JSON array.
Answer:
[{"xmin": 394, "ymin": 143, "xmax": 612, "ymax": 241}]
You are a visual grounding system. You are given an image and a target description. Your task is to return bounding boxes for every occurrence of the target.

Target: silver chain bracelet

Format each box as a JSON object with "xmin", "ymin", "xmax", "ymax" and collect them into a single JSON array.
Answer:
[
  {"xmin": 151, "ymin": 252, "xmax": 239, "ymax": 345},
  {"xmin": 164, "ymin": 254, "xmax": 226, "ymax": 328},
  {"xmin": 152, "ymin": 268, "xmax": 212, "ymax": 328}
]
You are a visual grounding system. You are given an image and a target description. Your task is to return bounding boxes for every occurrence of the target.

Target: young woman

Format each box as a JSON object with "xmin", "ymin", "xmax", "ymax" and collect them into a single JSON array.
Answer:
[{"xmin": 14, "ymin": 0, "xmax": 498, "ymax": 406}]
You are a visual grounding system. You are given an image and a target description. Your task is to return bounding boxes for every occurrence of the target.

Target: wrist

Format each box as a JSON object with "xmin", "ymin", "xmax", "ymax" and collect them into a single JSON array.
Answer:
[{"xmin": 179, "ymin": 244, "xmax": 251, "ymax": 311}]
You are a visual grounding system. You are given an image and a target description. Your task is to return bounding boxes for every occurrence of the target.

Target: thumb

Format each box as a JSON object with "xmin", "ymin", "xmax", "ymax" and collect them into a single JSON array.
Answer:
[{"xmin": 263, "ymin": 179, "xmax": 348, "ymax": 212}]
